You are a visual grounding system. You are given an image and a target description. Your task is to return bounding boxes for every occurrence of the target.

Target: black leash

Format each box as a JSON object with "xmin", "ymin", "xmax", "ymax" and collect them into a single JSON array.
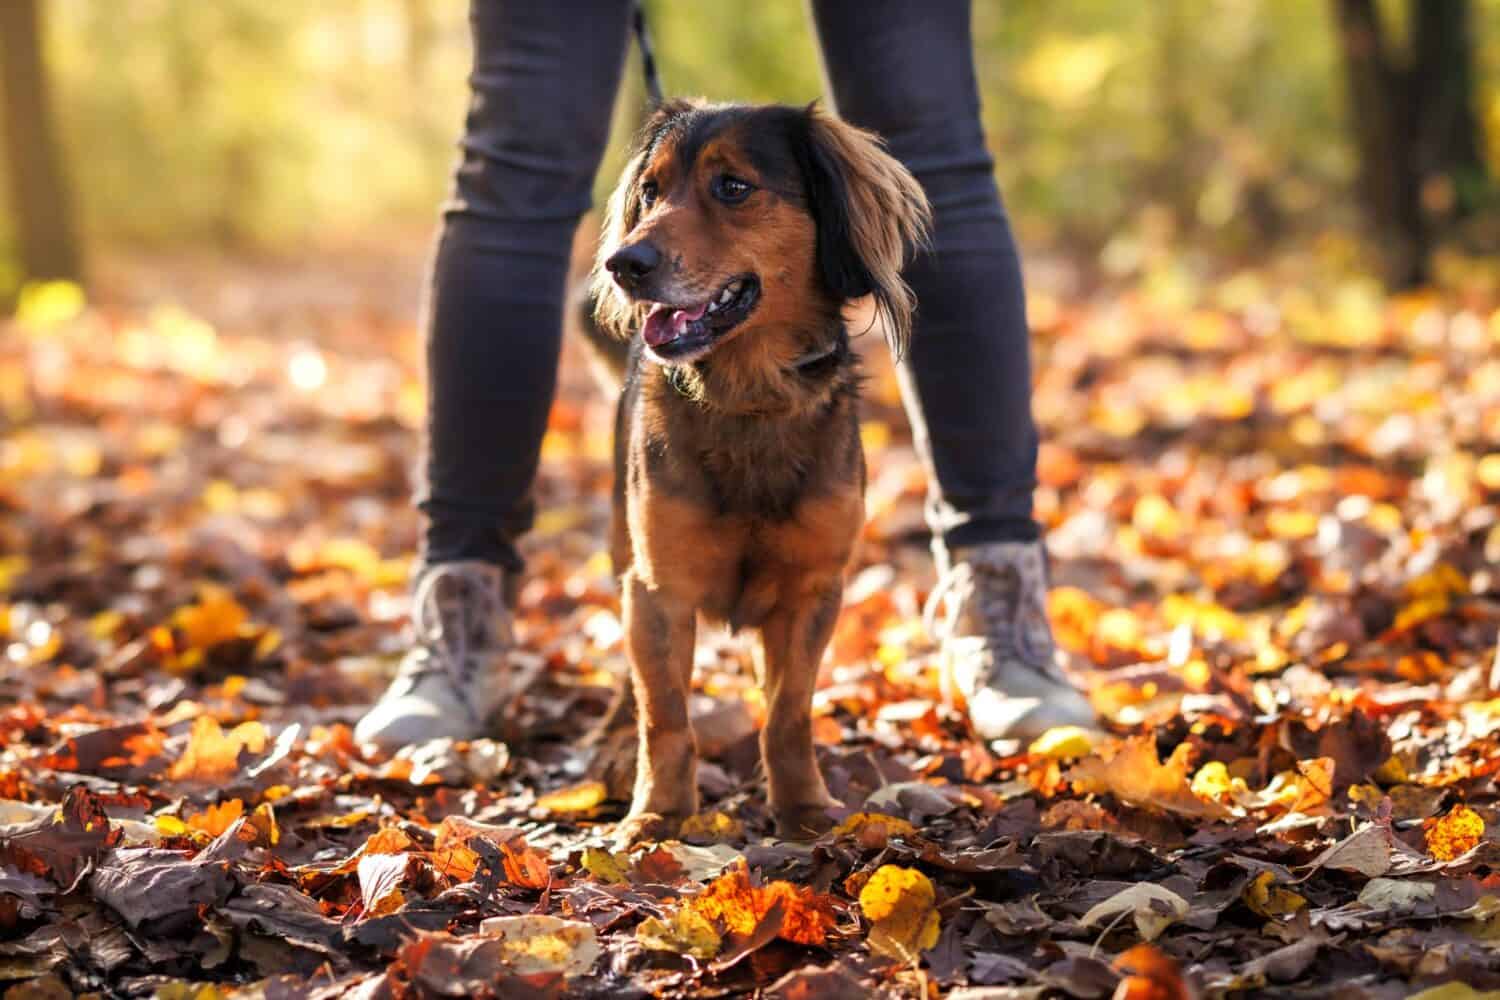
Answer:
[{"xmin": 632, "ymin": 1, "xmax": 665, "ymax": 107}]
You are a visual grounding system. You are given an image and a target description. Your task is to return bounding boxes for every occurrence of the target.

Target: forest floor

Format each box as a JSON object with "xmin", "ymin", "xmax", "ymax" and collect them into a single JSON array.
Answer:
[{"xmin": 1, "ymin": 245, "xmax": 1499, "ymax": 999}]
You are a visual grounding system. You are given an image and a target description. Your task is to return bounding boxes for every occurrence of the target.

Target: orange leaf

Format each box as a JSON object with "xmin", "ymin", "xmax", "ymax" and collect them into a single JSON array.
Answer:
[
  {"xmin": 431, "ymin": 816, "xmax": 525, "ymax": 881},
  {"xmin": 171, "ymin": 585, "xmax": 249, "ymax": 650},
  {"xmin": 1425, "ymin": 805, "xmax": 1485, "ymax": 861},
  {"xmin": 501, "ymin": 843, "xmax": 552, "ymax": 890},
  {"xmin": 689, "ymin": 861, "xmax": 835, "ymax": 947},
  {"xmin": 1113, "ymin": 944, "xmax": 1193, "ymax": 1000},
  {"xmin": 185, "ymin": 799, "xmax": 244, "ymax": 838},
  {"xmin": 167, "ymin": 716, "xmax": 268, "ymax": 782},
  {"xmin": 1066, "ymin": 736, "xmax": 1231, "ymax": 819}
]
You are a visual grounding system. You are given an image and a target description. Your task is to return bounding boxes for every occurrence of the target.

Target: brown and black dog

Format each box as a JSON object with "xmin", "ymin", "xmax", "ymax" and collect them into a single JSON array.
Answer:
[{"xmin": 591, "ymin": 100, "xmax": 929, "ymax": 842}]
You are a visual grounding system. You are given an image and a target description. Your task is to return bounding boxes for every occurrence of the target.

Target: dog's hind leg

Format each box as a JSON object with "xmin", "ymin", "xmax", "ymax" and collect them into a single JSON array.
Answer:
[
  {"xmin": 616, "ymin": 570, "xmax": 698, "ymax": 844},
  {"xmin": 758, "ymin": 578, "xmax": 842, "ymax": 839}
]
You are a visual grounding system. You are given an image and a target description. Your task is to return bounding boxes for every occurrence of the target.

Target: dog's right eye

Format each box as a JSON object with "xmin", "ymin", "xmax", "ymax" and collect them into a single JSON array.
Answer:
[{"xmin": 639, "ymin": 180, "xmax": 659, "ymax": 208}]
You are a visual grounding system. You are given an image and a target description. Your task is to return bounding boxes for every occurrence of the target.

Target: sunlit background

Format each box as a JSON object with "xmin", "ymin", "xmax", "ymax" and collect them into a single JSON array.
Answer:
[{"xmin": 3, "ymin": 0, "xmax": 1498, "ymax": 304}]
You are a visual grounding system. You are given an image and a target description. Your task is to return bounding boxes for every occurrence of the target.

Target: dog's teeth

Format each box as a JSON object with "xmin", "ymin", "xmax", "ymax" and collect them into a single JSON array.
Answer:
[{"xmin": 719, "ymin": 288, "xmax": 734, "ymax": 304}]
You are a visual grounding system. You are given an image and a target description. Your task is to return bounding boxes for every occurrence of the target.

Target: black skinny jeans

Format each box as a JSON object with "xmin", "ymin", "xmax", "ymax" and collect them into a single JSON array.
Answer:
[{"xmin": 421, "ymin": 0, "xmax": 1041, "ymax": 572}]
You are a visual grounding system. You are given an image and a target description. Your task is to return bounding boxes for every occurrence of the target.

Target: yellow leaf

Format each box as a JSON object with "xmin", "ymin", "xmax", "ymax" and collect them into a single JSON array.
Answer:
[
  {"xmin": 155, "ymin": 814, "xmax": 189, "ymax": 838},
  {"xmin": 153, "ymin": 985, "xmax": 229, "ymax": 1000},
  {"xmin": 15, "ymin": 279, "xmax": 85, "ymax": 328},
  {"xmin": 832, "ymin": 812, "xmax": 919, "ymax": 846},
  {"xmin": 581, "ymin": 847, "xmax": 630, "ymax": 884},
  {"xmin": 1376, "ymin": 754, "xmax": 1411, "ymax": 784},
  {"xmin": 536, "ymin": 780, "xmax": 607, "ymax": 816},
  {"xmin": 1242, "ymin": 871, "xmax": 1306, "ymax": 920},
  {"xmin": 1426, "ymin": 805, "xmax": 1485, "ymax": 862},
  {"xmin": 1161, "ymin": 594, "xmax": 1247, "ymax": 641},
  {"xmin": 171, "ymin": 585, "xmax": 249, "ymax": 650},
  {"xmin": 0, "ymin": 556, "xmax": 29, "ymax": 594},
  {"xmin": 678, "ymin": 810, "xmax": 744, "ymax": 842},
  {"xmin": 1029, "ymin": 726, "xmax": 1095, "ymax": 761},
  {"xmin": 636, "ymin": 906, "xmax": 722, "ymax": 960},
  {"xmin": 1190, "ymin": 761, "xmax": 1244, "ymax": 804},
  {"xmin": 248, "ymin": 803, "xmax": 280, "ymax": 846},
  {"xmin": 167, "ymin": 717, "xmax": 268, "ymax": 782},
  {"xmin": 858, "ymin": 865, "xmax": 940, "ymax": 962},
  {"xmin": 89, "ymin": 610, "xmax": 125, "ymax": 640},
  {"xmin": 1406, "ymin": 985, "xmax": 1500, "ymax": 1000}
]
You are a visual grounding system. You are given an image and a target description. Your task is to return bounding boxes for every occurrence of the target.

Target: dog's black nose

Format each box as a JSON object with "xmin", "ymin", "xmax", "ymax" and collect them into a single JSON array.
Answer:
[{"xmin": 605, "ymin": 242, "xmax": 661, "ymax": 287}]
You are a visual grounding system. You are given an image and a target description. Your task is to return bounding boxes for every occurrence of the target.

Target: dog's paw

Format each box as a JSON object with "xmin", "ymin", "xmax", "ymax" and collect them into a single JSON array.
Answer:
[
  {"xmin": 771, "ymin": 802, "xmax": 838, "ymax": 841},
  {"xmin": 613, "ymin": 811, "xmax": 685, "ymax": 848}
]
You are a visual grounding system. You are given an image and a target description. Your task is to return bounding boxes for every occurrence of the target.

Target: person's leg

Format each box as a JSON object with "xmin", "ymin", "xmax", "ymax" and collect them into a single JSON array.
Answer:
[
  {"xmin": 809, "ymin": 0, "xmax": 1036, "ymax": 549},
  {"xmin": 422, "ymin": 0, "xmax": 634, "ymax": 572},
  {"xmin": 358, "ymin": 0, "xmax": 632, "ymax": 750},
  {"xmin": 809, "ymin": 0, "xmax": 1094, "ymax": 740}
]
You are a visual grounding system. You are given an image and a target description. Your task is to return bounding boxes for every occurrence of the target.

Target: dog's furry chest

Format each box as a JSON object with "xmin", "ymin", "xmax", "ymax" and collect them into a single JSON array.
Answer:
[{"xmin": 615, "ymin": 363, "xmax": 865, "ymax": 628}]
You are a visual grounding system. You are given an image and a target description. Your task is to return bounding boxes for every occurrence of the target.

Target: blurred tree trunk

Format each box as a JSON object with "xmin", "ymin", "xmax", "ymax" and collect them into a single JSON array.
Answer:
[
  {"xmin": 1333, "ymin": 0, "xmax": 1490, "ymax": 288},
  {"xmin": 1411, "ymin": 0, "xmax": 1487, "ymax": 208},
  {"xmin": 0, "ymin": 0, "xmax": 83, "ymax": 283}
]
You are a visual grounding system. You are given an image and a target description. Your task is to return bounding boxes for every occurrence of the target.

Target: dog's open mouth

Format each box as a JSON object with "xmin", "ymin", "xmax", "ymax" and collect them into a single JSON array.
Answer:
[{"xmin": 641, "ymin": 275, "xmax": 760, "ymax": 362}]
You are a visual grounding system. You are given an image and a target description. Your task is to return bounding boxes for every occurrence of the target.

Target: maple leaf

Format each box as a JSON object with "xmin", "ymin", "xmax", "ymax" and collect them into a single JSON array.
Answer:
[
  {"xmin": 167, "ymin": 716, "xmax": 268, "ymax": 782},
  {"xmin": 1066, "ymin": 736, "xmax": 1231, "ymax": 819},
  {"xmin": 185, "ymin": 799, "xmax": 244, "ymax": 838}
]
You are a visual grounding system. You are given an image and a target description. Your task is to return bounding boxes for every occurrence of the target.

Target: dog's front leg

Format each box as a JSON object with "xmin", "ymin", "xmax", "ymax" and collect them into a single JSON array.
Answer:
[
  {"xmin": 759, "ymin": 578, "xmax": 841, "ymax": 839},
  {"xmin": 618, "ymin": 569, "xmax": 698, "ymax": 843}
]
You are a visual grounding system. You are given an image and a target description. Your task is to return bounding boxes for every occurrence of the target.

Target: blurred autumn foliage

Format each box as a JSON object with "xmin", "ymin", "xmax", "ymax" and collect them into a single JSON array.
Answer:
[{"xmin": 2, "ymin": 0, "xmax": 1499, "ymax": 298}]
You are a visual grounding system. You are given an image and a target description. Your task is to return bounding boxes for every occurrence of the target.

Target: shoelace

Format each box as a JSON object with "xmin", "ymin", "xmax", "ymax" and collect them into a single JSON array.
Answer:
[
  {"xmin": 923, "ymin": 550, "xmax": 1056, "ymax": 676},
  {"xmin": 407, "ymin": 564, "xmax": 510, "ymax": 686}
]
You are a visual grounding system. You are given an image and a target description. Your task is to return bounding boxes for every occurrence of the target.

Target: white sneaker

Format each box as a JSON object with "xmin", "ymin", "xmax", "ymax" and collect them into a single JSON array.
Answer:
[
  {"xmin": 354, "ymin": 561, "xmax": 520, "ymax": 751},
  {"xmin": 926, "ymin": 540, "xmax": 1097, "ymax": 742}
]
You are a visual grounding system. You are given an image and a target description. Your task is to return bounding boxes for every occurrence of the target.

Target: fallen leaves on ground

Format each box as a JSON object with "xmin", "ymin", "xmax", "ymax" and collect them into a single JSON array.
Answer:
[{"xmin": 2, "ymin": 258, "xmax": 1500, "ymax": 997}]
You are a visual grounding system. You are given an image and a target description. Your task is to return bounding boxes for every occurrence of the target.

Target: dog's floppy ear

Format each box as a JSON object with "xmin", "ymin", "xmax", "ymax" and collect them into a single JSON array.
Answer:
[
  {"xmin": 592, "ymin": 99, "xmax": 701, "ymax": 340},
  {"xmin": 795, "ymin": 104, "xmax": 931, "ymax": 358}
]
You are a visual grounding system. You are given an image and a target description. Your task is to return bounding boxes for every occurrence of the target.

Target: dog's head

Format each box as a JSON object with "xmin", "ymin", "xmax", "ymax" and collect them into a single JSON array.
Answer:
[{"xmin": 594, "ymin": 101, "xmax": 930, "ymax": 366}]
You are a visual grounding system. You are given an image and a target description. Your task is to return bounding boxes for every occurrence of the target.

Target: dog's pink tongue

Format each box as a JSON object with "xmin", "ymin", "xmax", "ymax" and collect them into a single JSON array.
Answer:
[{"xmin": 642, "ymin": 302, "xmax": 708, "ymax": 347}]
